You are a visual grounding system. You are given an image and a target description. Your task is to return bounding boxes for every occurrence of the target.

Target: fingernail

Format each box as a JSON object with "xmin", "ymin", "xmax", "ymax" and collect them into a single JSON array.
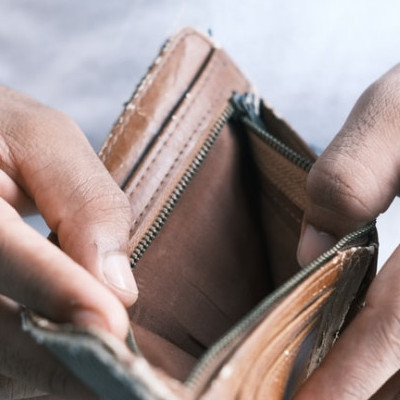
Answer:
[
  {"xmin": 101, "ymin": 252, "xmax": 138, "ymax": 296},
  {"xmin": 297, "ymin": 224, "xmax": 337, "ymax": 267}
]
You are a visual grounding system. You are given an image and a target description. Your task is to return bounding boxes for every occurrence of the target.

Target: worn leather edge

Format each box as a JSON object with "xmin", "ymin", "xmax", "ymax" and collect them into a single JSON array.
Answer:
[
  {"xmin": 260, "ymin": 100, "xmax": 316, "ymax": 160},
  {"xmin": 21, "ymin": 312, "xmax": 188, "ymax": 400},
  {"xmin": 124, "ymin": 48, "xmax": 250, "ymax": 256},
  {"xmin": 305, "ymin": 245, "xmax": 377, "ymax": 375},
  {"xmin": 195, "ymin": 244, "xmax": 377, "ymax": 399},
  {"xmin": 21, "ymin": 243, "xmax": 377, "ymax": 400},
  {"xmin": 98, "ymin": 27, "xmax": 216, "ymax": 186}
]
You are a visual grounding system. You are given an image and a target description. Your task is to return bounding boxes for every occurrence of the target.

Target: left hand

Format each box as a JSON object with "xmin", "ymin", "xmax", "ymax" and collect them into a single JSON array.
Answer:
[{"xmin": 0, "ymin": 86, "xmax": 137, "ymax": 399}]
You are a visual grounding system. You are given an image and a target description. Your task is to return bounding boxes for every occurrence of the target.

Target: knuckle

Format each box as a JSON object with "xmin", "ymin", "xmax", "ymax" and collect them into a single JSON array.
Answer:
[
  {"xmin": 375, "ymin": 64, "xmax": 400, "ymax": 106},
  {"xmin": 306, "ymin": 157, "xmax": 374, "ymax": 221},
  {"xmin": 74, "ymin": 178, "xmax": 131, "ymax": 219},
  {"xmin": 0, "ymin": 87, "xmax": 81, "ymax": 147},
  {"xmin": 7, "ymin": 102, "xmax": 79, "ymax": 140},
  {"xmin": 372, "ymin": 306, "xmax": 400, "ymax": 363},
  {"xmin": 305, "ymin": 66, "xmax": 400, "ymax": 228},
  {"xmin": 27, "ymin": 107, "xmax": 80, "ymax": 142},
  {"xmin": 58, "ymin": 177, "xmax": 132, "ymax": 236},
  {"xmin": 350, "ymin": 68, "xmax": 400, "ymax": 135},
  {"xmin": 1, "ymin": 103, "xmax": 82, "ymax": 167},
  {"xmin": 340, "ymin": 380, "xmax": 371, "ymax": 400}
]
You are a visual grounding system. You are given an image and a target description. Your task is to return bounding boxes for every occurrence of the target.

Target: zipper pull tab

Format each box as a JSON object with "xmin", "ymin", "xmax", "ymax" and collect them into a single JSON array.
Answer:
[{"xmin": 230, "ymin": 92, "xmax": 266, "ymax": 130}]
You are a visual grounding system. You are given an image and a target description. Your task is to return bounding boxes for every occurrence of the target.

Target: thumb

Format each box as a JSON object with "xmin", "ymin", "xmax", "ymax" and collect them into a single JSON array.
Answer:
[
  {"xmin": 297, "ymin": 64, "xmax": 400, "ymax": 266},
  {"xmin": 0, "ymin": 87, "xmax": 138, "ymax": 306}
]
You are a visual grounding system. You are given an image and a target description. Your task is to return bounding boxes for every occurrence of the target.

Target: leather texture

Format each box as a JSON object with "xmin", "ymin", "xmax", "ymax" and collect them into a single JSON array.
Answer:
[{"xmin": 19, "ymin": 28, "xmax": 378, "ymax": 400}]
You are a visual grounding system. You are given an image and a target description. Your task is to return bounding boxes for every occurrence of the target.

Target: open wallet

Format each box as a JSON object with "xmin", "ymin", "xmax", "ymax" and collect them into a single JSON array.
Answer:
[{"xmin": 22, "ymin": 28, "xmax": 378, "ymax": 400}]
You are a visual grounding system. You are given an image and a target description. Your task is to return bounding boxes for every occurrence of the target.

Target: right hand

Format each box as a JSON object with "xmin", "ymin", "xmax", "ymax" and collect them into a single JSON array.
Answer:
[
  {"xmin": 296, "ymin": 64, "xmax": 400, "ymax": 399},
  {"xmin": 0, "ymin": 86, "xmax": 137, "ymax": 399}
]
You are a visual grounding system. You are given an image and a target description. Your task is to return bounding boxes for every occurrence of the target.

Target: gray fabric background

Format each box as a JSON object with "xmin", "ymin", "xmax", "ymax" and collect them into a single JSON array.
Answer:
[{"xmin": 0, "ymin": 0, "xmax": 399, "ymax": 267}]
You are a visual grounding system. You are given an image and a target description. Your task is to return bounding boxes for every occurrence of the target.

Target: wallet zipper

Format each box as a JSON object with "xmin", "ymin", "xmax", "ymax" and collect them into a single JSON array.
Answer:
[
  {"xmin": 130, "ymin": 102, "xmax": 235, "ymax": 267},
  {"xmin": 183, "ymin": 93, "xmax": 376, "ymax": 391},
  {"xmin": 230, "ymin": 92, "xmax": 314, "ymax": 172},
  {"xmin": 186, "ymin": 220, "xmax": 376, "ymax": 391},
  {"xmin": 130, "ymin": 92, "xmax": 312, "ymax": 267},
  {"xmin": 127, "ymin": 92, "xmax": 376, "ymax": 391}
]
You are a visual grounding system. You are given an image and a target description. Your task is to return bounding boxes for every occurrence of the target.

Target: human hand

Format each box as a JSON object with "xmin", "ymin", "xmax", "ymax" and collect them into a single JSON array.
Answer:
[
  {"xmin": 295, "ymin": 64, "xmax": 400, "ymax": 399},
  {"xmin": 0, "ymin": 87, "xmax": 137, "ymax": 399}
]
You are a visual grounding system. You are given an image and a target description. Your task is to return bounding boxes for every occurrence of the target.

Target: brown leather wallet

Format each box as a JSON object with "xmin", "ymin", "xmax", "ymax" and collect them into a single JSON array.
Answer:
[{"xmin": 23, "ymin": 28, "xmax": 377, "ymax": 400}]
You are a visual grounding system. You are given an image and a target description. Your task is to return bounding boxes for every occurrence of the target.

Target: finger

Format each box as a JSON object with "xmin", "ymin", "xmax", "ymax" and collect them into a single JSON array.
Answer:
[
  {"xmin": 0, "ymin": 198, "xmax": 129, "ymax": 339},
  {"xmin": 0, "ymin": 296, "xmax": 96, "ymax": 400},
  {"xmin": 0, "ymin": 87, "xmax": 137, "ymax": 305},
  {"xmin": 297, "ymin": 64, "xmax": 400, "ymax": 265},
  {"xmin": 0, "ymin": 169, "xmax": 36, "ymax": 215},
  {"xmin": 295, "ymin": 244, "xmax": 400, "ymax": 400}
]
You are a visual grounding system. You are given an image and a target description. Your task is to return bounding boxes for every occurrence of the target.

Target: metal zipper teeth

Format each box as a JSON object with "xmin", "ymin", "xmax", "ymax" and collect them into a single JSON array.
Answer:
[
  {"xmin": 130, "ymin": 92, "xmax": 311, "ymax": 266},
  {"xmin": 241, "ymin": 115, "xmax": 314, "ymax": 172},
  {"xmin": 127, "ymin": 92, "xmax": 376, "ymax": 386},
  {"xmin": 186, "ymin": 220, "xmax": 376, "ymax": 389},
  {"xmin": 129, "ymin": 103, "xmax": 235, "ymax": 268}
]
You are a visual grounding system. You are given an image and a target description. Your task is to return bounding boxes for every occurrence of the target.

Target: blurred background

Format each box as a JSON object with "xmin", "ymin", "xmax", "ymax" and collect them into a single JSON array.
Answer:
[{"xmin": 0, "ymin": 0, "xmax": 399, "ymax": 268}]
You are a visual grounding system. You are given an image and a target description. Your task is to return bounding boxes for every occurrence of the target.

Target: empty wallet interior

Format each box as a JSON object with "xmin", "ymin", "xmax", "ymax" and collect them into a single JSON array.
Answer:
[{"xmin": 124, "ymin": 95, "xmax": 315, "ymax": 382}]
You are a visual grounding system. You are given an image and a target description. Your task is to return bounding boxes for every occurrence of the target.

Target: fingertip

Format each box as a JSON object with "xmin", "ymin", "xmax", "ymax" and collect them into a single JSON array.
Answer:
[
  {"xmin": 72, "ymin": 302, "xmax": 130, "ymax": 340},
  {"xmin": 69, "ymin": 254, "xmax": 134, "ymax": 339},
  {"xmin": 100, "ymin": 252, "xmax": 139, "ymax": 307},
  {"xmin": 297, "ymin": 223, "xmax": 337, "ymax": 266}
]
